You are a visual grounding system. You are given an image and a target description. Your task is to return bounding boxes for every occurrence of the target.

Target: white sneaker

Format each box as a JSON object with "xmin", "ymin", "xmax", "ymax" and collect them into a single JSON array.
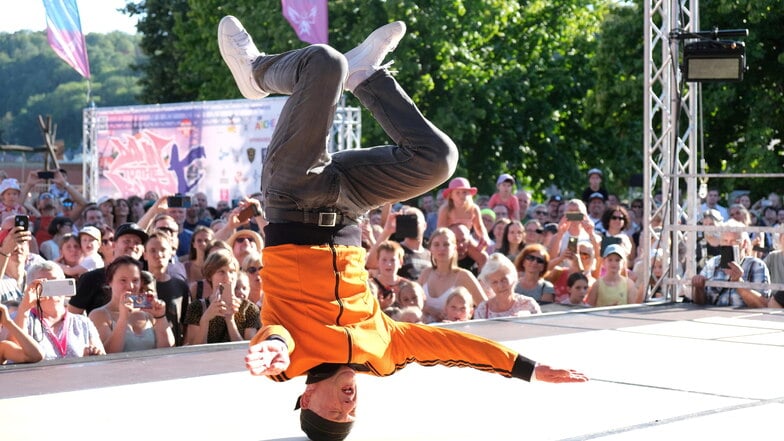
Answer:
[
  {"xmin": 218, "ymin": 16, "xmax": 268, "ymax": 99},
  {"xmin": 344, "ymin": 21, "xmax": 406, "ymax": 91}
]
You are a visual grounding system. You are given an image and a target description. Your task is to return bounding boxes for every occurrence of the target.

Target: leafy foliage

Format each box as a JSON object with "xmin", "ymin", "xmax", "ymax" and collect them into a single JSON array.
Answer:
[{"xmin": 0, "ymin": 30, "xmax": 143, "ymax": 155}]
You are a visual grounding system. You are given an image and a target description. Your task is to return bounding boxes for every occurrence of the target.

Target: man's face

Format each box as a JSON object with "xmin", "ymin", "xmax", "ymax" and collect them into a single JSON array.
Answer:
[
  {"xmin": 707, "ymin": 190, "xmax": 720, "ymax": 206},
  {"xmin": 493, "ymin": 205, "xmax": 509, "ymax": 220},
  {"xmin": 194, "ymin": 193, "xmax": 208, "ymax": 209},
  {"xmin": 114, "ymin": 233, "xmax": 144, "ymax": 259},
  {"xmin": 301, "ymin": 366, "xmax": 357, "ymax": 423},
  {"xmin": 167, "ymin": 207, "xmax": 186, "ymax": 225},
  {"xmin": 421, "ymin": 195, "xmax": 435, "ymax": 213},
  {"xmin": 144, "ymin": 236, "xmax": 172, "ymax": 270},
  {"xmin": 84, "ymin": 209, "xmax": 104, "ymax": 226},
  {"xmin": 516, "ymin": 191, "xmax": 530, "ymax": 216},
  {"xmin": 589, "ymin": 199, "xmax": 605, "ymax": 217}
]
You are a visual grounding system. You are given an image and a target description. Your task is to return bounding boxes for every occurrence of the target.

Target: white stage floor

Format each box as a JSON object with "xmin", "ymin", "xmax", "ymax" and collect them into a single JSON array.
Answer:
[{"xmin": 1, "ymin": 303, "xmax": 783, "ymax": 440}]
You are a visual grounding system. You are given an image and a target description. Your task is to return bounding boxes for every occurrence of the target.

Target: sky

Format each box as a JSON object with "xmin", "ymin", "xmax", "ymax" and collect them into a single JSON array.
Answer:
[{"xmin": 0, "ymin": 0, "xmax": 138, "ymax": 34}]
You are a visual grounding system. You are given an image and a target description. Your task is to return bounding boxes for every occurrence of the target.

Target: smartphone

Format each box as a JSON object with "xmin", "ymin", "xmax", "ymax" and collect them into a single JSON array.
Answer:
[
  {"xmin": 719, "ymin": 245, "xmax": 738, "ymax": 269},
  {"xmin": 568, "ymin": 236, "xmax": 578, "ymax": 253},
  {"xmin": 566, "ymin": 211, "xmax": 584, "ymax": 222},
  {"xmin": 395, "ymin": 214, "xmax": 418, "ymax": 238},
  {"xmin": 40, "ymin": 279, "xmax": 77, "ymax": 297},
  {"xmin": 238, "ymin": 204, "xmax": 261, "ymax": 222},
  {"xmin": 167, "ymin": 195, "xmax": 192, "ymax": 208},
  {"xmin": 15, "ymin": 215, "xmax": 29, "ymax": 231},
  {"xmin": 37, "ymin": 171, "xmax": 55, "ymax": 180},
  {"xmin": 130, "ymin": 292, "xmax": 154, "ymax": 309}
]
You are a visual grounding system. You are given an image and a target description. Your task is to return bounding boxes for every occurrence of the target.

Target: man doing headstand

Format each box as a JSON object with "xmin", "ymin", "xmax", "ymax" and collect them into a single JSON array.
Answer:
[{"xmin": 218, "ymin": 15, "xmax": 587, "ymax": 441}]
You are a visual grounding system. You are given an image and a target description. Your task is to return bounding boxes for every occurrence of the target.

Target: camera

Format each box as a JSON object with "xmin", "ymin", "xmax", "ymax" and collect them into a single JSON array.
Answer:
[
  {"xmin": 395, "ymin": 214, "xmax": 418, "ymax": 239},
  {"xmin": 37, "ymin": 171, "xmax": 55, "ymax": 180},
  {"xmin": 15, "ymin": 215, "xmax": 29, "ymax": 231},
  {"xmin": 719, "ymin": 245, "xmax": 739, "ymax": 269},
  {"xmin": 167, "ymin": 195, "xmax": 192, "ymax": 208},
  {"xmin": 129, "ymin": 293, "xmax": 154, "ymax": 309},
  {"xmin": 40, "ymin": 279, "xmax": 77, "ymax": 297},
  {"xmin": 566, "ymin": 212, "xmax": 584, "ymax": 222}
]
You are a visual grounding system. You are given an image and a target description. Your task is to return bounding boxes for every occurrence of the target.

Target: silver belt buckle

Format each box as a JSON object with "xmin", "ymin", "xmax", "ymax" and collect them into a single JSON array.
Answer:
[{"xmin": 318, "ymin": 212, "xmax": 337, "ymax": 227}]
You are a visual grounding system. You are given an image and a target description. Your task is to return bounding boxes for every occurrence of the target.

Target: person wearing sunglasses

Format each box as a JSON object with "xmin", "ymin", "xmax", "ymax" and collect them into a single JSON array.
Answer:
[
  {"xmin": 513, "ymin": 244, "xmax": 555, "ymax": 303},
  {"xmin": 241, "ymin": 251, "xmax": 263, "ymax": 308},
  {"xmin": 599, "ymin": 206, "xmax": 634, "ymax": 268},
  {"xmin": 475, "ymin": 253, "xmax": 541, "ymax": 319}
]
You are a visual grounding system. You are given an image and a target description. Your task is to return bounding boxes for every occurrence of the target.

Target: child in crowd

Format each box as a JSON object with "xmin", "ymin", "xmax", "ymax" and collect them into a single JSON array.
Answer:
[
  {"xmin": 488, "ymin": 173, "xmax": 520, "ymax": 221},
  {"xmin": 437, "ymin": 177, "xmax": 490, "ymax": 248},
  {"xmin": 395, "ymin": 279, "xmax": 424, "ymax": 310},
  {"xmin": 0, "ymin": 179, "xmax": 27, "ymax": 222},
  {"xmin": 442, "ymin": 286, "xmax": 474, "ymax": 322},
  {"xmin": 393, "ymin": 305, "xmax": 423, "ymax": 324},
  {"xmin": 78, "ymin": 226, "xmax": 104, "ymax": 271},
  {"xmin": 586, "ymin": 244, "xmax": 639, "ymax": 307},
  {"xmin": 235, "ymin": 271, "xmax": 251, "ymax": 301},
  {"xmin": 562, "ymin": 272, "xmax": 590, "ymax": 306}
]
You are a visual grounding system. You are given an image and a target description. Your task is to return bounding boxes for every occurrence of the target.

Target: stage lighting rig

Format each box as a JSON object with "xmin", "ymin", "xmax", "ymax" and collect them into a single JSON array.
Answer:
[{"xmin": 672, "ymin": 27, "xmax": 749, "ymax": 82}]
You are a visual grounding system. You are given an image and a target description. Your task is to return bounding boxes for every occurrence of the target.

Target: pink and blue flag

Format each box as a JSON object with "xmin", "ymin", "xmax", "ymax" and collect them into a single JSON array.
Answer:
[
  {"xmin": 43, "ymin": 0, "xmax": 91, "ymax": 79},
  {"xmin": 281, "ymin": 0, "xmax": 328, "ymax": 45}
]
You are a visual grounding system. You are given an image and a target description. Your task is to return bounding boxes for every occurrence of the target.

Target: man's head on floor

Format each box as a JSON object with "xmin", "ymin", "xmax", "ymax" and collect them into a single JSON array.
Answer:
[{"xmin": 296, "ymin": 365, "xmax": 357, "ymax": 441}]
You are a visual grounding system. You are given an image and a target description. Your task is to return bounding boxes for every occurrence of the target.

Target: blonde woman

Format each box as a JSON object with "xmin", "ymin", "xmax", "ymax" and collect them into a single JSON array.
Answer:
[{"xmin": 417, "ymin": 227, "xmax": 486, "ymax": 323}]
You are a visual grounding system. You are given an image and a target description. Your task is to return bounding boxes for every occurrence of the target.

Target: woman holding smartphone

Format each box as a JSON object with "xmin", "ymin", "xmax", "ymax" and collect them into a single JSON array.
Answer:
[
  {"xmin": 14, "ymin": 261, "xmax": 104, "ymax": 359},
  {"xmin": 88, "ymin": 256, "xmax": 174, "ymax": 353},
  {"xmin": 184, "ymin": 248, "xmax": 259, "ymax": 345}
]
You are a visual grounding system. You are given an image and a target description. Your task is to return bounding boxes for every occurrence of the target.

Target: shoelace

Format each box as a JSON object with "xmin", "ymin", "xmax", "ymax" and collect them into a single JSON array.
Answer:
[{"xmin": 230, "ymin": 31, "xmax": 255, "ymax": 57}]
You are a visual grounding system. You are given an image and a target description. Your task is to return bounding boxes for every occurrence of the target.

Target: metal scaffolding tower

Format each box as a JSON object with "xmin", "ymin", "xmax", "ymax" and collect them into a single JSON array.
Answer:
[{"xmin": 643, "ymin": 0, "xmax": 699, "ymax": 300}]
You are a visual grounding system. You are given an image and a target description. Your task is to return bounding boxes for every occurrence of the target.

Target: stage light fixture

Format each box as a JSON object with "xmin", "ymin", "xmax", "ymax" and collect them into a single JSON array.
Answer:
[{"xmin": 683, "ymin": 39, "xmax": 746, "ymax": 82}]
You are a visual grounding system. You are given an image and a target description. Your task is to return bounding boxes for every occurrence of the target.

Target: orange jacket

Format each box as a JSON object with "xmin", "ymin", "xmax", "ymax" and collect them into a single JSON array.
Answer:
[{"xmin": 251, "ymin": 243, "xmax": 533, "ymax": 382}]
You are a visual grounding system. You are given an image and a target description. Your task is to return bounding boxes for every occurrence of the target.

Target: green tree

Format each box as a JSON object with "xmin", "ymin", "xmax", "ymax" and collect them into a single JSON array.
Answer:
[{"xmin": 152, "ymin": 0, "xmax": 609, "ymax": 199}]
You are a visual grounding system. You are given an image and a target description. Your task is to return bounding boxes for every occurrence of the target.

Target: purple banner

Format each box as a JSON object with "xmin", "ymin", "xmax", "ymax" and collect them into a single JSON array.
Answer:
[{"xmin": 281, "ymin": 0, "xmax": 328, "ymax": 45}]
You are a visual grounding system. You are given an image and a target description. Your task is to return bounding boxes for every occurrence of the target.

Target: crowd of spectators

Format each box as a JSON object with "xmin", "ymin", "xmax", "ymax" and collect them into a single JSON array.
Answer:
[{"xmin": 1, "ymin": 165, "xmax": 782, "ymax": 365}]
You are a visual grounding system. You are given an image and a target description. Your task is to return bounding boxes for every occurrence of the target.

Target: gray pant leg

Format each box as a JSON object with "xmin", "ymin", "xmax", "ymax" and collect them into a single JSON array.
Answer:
[
  {"xmin": 332, "ymin": 70, "xmax": 458, "ymax": 216},
  {"xmin": 257, "ymin": 47, "xmax": 457, "ymax": 219},
  {"xmin": 257, "ymin": 45, "xmax": 346, "ymax": 211}
]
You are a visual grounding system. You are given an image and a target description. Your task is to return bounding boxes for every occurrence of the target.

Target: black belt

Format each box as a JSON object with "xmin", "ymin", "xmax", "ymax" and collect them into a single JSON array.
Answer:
[{"xmin": 264, "ymin": 207, "xmax": 356, "ymax": 227}]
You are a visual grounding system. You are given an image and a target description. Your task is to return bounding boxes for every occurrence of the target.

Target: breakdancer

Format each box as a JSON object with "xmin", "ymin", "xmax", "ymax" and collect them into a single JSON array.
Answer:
[{"xmin": 218, "ymin": 15, "xmax": 587, "ymax": 441}]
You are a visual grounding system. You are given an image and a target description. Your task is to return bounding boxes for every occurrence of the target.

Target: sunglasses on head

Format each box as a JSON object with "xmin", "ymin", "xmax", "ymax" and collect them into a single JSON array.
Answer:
[{"xmin": 525, "ymin": 254, "xmax": 546, "ymax": 265}]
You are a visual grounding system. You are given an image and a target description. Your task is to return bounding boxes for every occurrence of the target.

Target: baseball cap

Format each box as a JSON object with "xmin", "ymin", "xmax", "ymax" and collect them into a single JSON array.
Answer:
[
  {"xmin": 78, "ymin": 226, "xmax": 101, "ymax": 242},
  {"xmin": 588, "ymin": 168, "xmax": 603, "ymax": 177},
  {"xmin": 115, "ymin": 222, "xmax": 149, "ymax": 244},
  {"xmin": 602, "ymin": 243, "xmax": 626, "ymax": 258},
  {"xmin": 589, "ymin": 192, "xmax": 605, "ymax": 201},
  {"xmin": 496, "ymin": 173, "xmax": 515, "ymax": 186}
]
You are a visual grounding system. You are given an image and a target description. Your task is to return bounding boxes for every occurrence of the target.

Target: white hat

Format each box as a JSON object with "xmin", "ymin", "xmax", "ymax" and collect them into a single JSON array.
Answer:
[
  {"xmin": 78, "ymin": 226, "xmax": 102, "ymax": 242},
  {"xmin": 0, "ymin": 178, "xmax": 21, "ymax": 196}
]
